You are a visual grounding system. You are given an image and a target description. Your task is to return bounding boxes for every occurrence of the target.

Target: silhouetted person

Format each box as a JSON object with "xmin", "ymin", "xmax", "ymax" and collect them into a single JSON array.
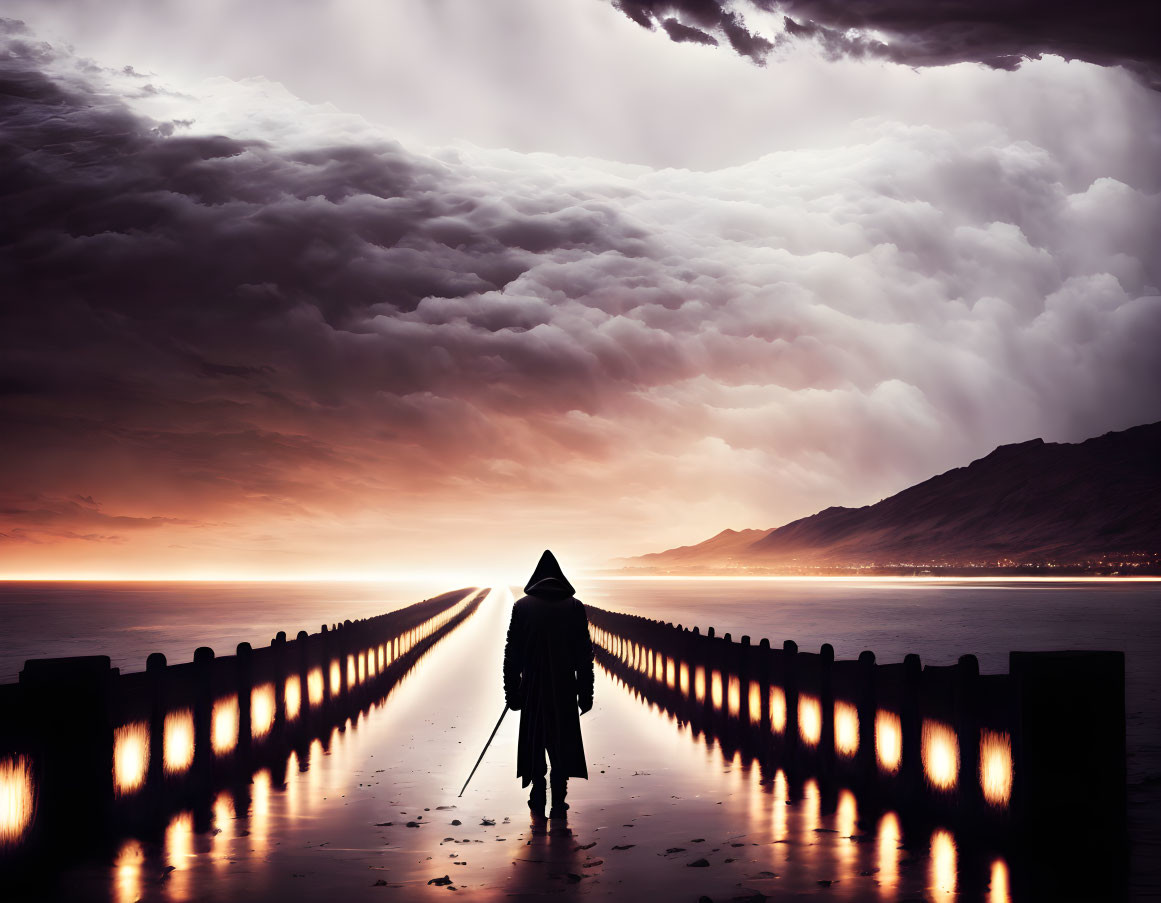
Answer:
[{"xmin": 503, "ymin": 550, "xmax": 594, "ymax": 827}]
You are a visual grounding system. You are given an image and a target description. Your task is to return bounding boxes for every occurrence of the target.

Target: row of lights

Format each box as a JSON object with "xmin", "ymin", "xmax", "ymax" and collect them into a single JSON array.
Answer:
[
  {"xmin": 590, "ymin": 625, "xmax": 1012, "ymax": 805},
  {"xmin": 2, "ymin": 594, "xmax": 480, "ymax": 845}
]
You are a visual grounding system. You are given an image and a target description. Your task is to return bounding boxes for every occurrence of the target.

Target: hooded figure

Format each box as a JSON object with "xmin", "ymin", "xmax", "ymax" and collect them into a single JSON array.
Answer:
[{"xmin": 503, "ymin": 550, "xmax": 594, "ymax": 822}]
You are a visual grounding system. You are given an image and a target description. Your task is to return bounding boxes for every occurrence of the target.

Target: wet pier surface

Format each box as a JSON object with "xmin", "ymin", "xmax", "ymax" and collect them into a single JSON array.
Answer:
[{"xmin": 12, "ymin": 587, "xmax": 1091, "ymax": 900}]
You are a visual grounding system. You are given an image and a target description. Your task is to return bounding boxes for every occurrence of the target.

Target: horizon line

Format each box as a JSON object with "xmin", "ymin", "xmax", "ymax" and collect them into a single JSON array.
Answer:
[{"xmin": 0, "ymin": 574, "xmax": 1157, "ymax": 584}]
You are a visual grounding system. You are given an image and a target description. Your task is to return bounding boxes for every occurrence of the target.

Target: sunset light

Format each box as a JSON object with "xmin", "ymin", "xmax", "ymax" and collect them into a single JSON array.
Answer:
[{"xmin": 0, "ymin": 1, "xmax": 1149, "ymax": 898}]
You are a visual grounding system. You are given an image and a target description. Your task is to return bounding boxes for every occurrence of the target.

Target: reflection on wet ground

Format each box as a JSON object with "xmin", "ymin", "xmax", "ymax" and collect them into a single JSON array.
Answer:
[{"xmin": 12, "ymin": 589, "xmax": 1045, "ymax": 900}]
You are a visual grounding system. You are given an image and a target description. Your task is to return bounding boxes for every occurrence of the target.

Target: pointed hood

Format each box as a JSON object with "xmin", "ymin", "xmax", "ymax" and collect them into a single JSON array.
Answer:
[{"xmin": 523, "ymin": 549, "xmax": 576, "ymax": 597}]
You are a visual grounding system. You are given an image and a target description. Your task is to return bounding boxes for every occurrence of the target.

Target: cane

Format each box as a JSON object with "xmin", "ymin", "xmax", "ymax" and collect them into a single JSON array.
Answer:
[{"xmin": 458, "ymin": 705, "xmax": 509, "ymax": 797}]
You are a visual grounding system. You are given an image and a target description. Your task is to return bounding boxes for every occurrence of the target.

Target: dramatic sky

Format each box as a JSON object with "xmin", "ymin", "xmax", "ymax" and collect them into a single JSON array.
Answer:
[{"xmin": 1, "ymin": 0, "xmax": 1159, "ymax": 578}]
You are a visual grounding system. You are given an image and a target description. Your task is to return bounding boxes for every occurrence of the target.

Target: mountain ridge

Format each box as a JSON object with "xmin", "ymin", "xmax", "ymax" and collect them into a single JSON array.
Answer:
[{"xmin": 616, "ymin": 422, "xmax": 1161, "ymax": 574}]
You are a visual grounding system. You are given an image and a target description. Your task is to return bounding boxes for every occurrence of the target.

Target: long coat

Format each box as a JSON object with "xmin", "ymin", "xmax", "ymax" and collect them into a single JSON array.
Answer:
[{"xmin": 503, "ymin": 552, "xmax": 594, "ymax": 787}]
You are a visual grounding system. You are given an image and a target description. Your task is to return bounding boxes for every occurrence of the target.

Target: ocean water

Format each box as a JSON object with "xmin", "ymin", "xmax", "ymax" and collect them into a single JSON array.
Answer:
[{"xmin": 0, "ymin": 579, "xmax": 455, "ymax": 683}]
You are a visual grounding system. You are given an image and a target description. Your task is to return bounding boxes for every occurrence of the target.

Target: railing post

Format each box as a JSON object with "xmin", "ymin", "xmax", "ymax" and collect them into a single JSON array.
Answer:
[
  {"xmin": 957, "ymin": 654, "xmax": 981, "ymax": 820},
  {"xmin": 857, "ymin": 651, "xmax": 877, "ymax": 790},
  {"xmin": 271, "ymin": 632, "xmax": 287, "ymax": 752},
  {"xmin": 783, "ymin": 640, "xmax": 799, "ymax": 769},
  {"xmin": 295, "ymin": 629, "xmax": 311, "ymax": 743},
  {"xmin": 19, "ymin": 656, "xmax": 116, "ymax": 846},
  {"xmin": 757, "ymin": 638, "xmax": 772, "ymax": 767},
  {"xmin": 819, "ymin": 643, "xmax": 835, "ymax": 781},
  {"xmin": 192, "ymin": 646, "xmax": 215, "ymax": 800},
  {"xmin": 236, "ymin": 642, "xmax": 253, "ymax": 766},
  {"xmin": 146, "ymin": 652, "xmax": 167, "ymax": 821},
  {"xmin": 902, "ymin": 652, "xmax": 923, "ymax": 807}
]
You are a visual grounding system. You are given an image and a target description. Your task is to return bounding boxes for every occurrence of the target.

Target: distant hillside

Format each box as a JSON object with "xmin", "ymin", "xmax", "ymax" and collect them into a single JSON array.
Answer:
[{"xmin": 619, "ymin": 421, "xmax": 1161, "ymax": 574}]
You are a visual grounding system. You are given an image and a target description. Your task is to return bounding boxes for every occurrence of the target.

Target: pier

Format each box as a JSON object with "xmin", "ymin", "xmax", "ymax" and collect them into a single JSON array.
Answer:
[{"xmin": 0, "ymin": 587, "xmax": 487, "ymax": 867}]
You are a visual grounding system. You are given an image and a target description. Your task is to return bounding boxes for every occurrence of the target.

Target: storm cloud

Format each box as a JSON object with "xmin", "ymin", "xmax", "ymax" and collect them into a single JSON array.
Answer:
[
  {"xmin": 1, "ymin": 20, "xmax": 1158, "ymax": 574},
  {"xmin": 613, "ymin": 0, "xmax": 1161, "ymax": 83}
]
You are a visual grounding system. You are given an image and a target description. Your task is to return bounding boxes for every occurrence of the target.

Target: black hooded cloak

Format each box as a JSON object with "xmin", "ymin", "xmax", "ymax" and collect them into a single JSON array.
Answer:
[{"xmin": 502, "ymin": 550, "xmax": 594, "ymax": 787}]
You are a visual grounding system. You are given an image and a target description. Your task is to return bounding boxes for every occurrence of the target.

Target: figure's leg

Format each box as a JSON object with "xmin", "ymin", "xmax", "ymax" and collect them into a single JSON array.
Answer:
[
  {"xmin": 549, "ymin": 773, "xmax": 569, "ymax": 819},
  {"xmin": 546, "ymin": 740, "xmax": 569, "ymax": 819},
  {"xmin": 528, "ymin": 743, "xmax": 548, "ymax": 819}
]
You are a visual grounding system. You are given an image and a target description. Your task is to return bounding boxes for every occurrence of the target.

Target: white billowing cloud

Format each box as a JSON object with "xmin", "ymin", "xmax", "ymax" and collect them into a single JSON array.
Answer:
[{"xmin": 1, "ymin": 23, "xmax": 1158, "ymax": 575}]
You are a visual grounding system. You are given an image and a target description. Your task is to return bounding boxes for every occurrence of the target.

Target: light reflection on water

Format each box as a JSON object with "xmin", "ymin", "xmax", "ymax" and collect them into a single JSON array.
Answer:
[
  {"xmin": 990, "ymin": 857, "xmax": 1012, "ymax": 903},
  {"xmin": 877, "ymin": 811, "xmax": 901, "ymax": 898},
  {"xmin": 211, "ymin": 791, "xmax": 233, "ymax": 870},
  {"xmin": 165, "ymin": 810, "xmax": 193, "ymax": 902},
  {"xmin": 252, "ymin": 768, "xmax": 271, "ymax": 856},
  {"xmin": 931, "ymin": 827, "xmax": 958, "ymax": 902},
  {"xmin": 0, "ymin": 754, "xmax": 34, "ymax": 847},
  {"xmin": 836, "ymin": 789, "xmax": 858, "ymax": 883},
  {"xmin": 163, "ymin": 709, "xmax": 194, "ymax": 775},
  {"xmin": 771, "ymin": 768, "xmax": 788, "ymax": 844},
  {"xmin": 923, "ymin": 720, "xmax": 959, "ymax": 790},
  {"xmin": 802, "ymin": 777, "xmax": 820, "ymax": 834},
  {"xmin": 113, "ymin": 839, "xmax": 143, "ymax": 903},
  {"xmin": 285, "ymin": 750, "xmax": 300, "ymax": 816},
  {"xmin": 113, "ymin": 721, "xmax": 149, "ymax": 796}
]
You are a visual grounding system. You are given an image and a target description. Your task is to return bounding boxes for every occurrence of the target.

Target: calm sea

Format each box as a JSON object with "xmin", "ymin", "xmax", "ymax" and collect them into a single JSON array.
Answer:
[{"xmin": 2, "ymin": 577, "xmax": 1158, "ymax": 781}]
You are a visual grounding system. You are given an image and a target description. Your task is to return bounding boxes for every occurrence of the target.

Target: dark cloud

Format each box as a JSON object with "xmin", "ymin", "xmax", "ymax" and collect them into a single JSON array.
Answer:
[
  {"xmin": 0, "ymin": 20, "xmax": 1158, "ymax": 571},
  {"xmin": 615, "ymin": 1, "xmax": 771, "ymax": 62},
  {"xmin": 612, "ymin": 0, "xmax": 1161, "ymax": 83},
  {"xmin": 661, "ymin": 18, "xmax": 718, "ymax": 47}
]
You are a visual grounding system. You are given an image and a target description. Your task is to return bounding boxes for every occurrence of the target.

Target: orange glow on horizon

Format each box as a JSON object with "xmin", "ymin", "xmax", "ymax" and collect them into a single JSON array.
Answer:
[{"xmin": 3, "ymin": 573, "xmax": 1156, "ymax": 583}]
